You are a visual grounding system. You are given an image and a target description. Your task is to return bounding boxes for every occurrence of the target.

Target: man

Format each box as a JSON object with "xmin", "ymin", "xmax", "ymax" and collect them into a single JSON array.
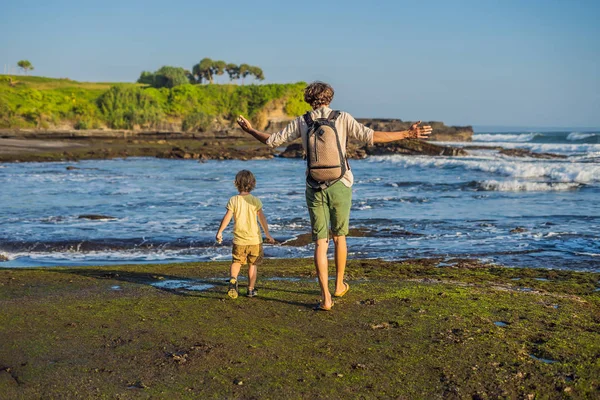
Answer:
[{"xmin": 237, "ymin": 81, "xmax": 431, "ymax": 310}]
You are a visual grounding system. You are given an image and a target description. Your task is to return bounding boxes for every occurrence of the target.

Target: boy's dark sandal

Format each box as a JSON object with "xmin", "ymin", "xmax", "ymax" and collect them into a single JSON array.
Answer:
[
  {"xmin": 227, "ymin": 278, "xmax": 238, "ymax": 299},
  {"xmin": 247, "ymin": 289, "xmax": 258, "ymax": 298}
]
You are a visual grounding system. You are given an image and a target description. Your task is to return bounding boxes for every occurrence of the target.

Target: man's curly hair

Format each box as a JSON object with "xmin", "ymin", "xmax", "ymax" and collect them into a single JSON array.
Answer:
[
  {"xmin": 234, "ymin": 170, "xmax": 256, "ymax": 193},
  {"xmin": 304, "ymin": 81, "xmax": 334, "ymax": 109}
]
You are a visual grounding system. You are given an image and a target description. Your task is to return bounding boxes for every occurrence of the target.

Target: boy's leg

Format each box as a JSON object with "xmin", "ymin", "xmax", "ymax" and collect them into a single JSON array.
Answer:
[
  {"xmin": 248, "ymin": 263, "xmax": 257, "ymax": 290},
  {"xmin": 230, "ymin": 262, "xmax": 242, "ymax": 280},
  {"xmin": 246, "ymin": 244, "xmax": 262, "ymax": 295}
]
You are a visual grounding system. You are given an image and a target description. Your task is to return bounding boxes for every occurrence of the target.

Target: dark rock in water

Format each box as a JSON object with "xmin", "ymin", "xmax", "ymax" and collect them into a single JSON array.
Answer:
[
  {"xmin": 278, "ymin": 143, "xmax": 304, "ymax": 159},
  {"xmin": 78, "ymin": 214, "xmax": 117, "ymax": 220},
  {"xmin": 66, "ymin": 166, "xmax": 79, "ymax": 170},
  {"xmin": 367, "ymin": 139, "xmax": 468, "ymax": 157},
  {"xmin": 283, "ymin": 228, "xmax": 375, "ymax": 246},
  {"xmin": 510, "ymin": 227, "xmax": 527, "ymax": 233},
  {"xmin": 499, "ymin": 148, "xmax": 566, "ymax": 159},
  {"xmin": 358, "ymin": 119, "xmax": 473, "ymax": 142}
]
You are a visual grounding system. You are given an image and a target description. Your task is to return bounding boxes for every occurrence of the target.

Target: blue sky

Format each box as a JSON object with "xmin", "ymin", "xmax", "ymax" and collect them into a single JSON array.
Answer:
[{"xmin": 1, "ymin": 0, "xmax": 599, "ymax": 128}]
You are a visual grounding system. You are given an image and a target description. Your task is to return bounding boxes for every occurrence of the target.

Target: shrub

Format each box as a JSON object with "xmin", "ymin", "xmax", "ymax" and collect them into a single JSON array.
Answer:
[
  {"xmin": 97, "ymin": 86, "xmax": 163, "ymax": 129},
  {"xmin": 182, "ymin": 112, "xmax": 212, "ymax": 132}
]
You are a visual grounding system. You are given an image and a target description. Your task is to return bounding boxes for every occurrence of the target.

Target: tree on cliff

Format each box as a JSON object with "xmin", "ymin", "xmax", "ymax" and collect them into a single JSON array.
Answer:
[
  {"xmin": 211, "ymin": 60, "xmax": 227, "ymax": 82},
  {"xmin": 250, "ymin": 66, "xmax": 264, "ymax": 81},
  {"xmin": 137, "ymin": 66, "xmax": 189, "ymax": 88},
  {"xmin": 237, "ymin": 64, "xmax": 264, "ymax": 85},
  {"xmin": 192, "ymin": 58, "xmax": 215, "ymax": 84},
  {"xmin": 17, "ymin": 60, "xmax": 34, "ymax": 74},
  {"xmin": 226, "ymin": 63, "xmax": 240, "ymax": 81}
]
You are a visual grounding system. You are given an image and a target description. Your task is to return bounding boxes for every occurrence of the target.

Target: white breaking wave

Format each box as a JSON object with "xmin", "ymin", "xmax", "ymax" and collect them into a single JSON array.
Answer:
[
  {"xmin": 473, "ymin": 133, "xmax": 542, "ymax": 142},
  {"xmin": 477, "ymin": 180, "xmax": 581, "ymax": 192},
  {"xmin": 370, "ymin": 155, "xmax": 600, "ymax": 183},
  {"xmin": 436, "ymin": 141, "xmax": 600, "ymax": 156},
  {"xmin": 567, "ymin": 132, "xmax": 598, "ymax": 141}
]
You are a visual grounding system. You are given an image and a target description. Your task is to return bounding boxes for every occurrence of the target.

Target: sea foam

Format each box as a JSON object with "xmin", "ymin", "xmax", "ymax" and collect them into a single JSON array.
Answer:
[
  {"xmin": 477, "ymin": 180, "xmax": 581, "ymax": 192},
  {"xmin": 473, "ymin": 133, "xmax": 541, "ymax": 142},
  {"xmin": 370, "ymin": 155, "xmax": 600, "ymax": 184},
  {"xmin": 567, "ymin": 132, "xmax": 598, "ymax": 141}
]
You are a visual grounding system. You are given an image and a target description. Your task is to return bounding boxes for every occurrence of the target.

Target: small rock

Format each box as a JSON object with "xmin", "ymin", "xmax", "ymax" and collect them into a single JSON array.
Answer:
[
  {"xmin": 352, "ymin": 363, "xmax": 367, "ymax": 370},
  {"xmin": 510, "ymin": 227, "xmax": 527, "ymax": 234},
  {"xmin": 78, "ymin": 214, "xmax": 116, "ymax": 220},
  {"xmin": 233, "ymin": 378, "xmax": 243, "ymax": 386},
  {"xmin": 128, "ymin": 381, "xmax": 148, "ymax": 389},
  {"xmin": 336, "ymin": 373, "xmax": 344, "ymax": 378},
  {"xmin": 358, "ymin": 299, "xmax": 377, "ymax": 305}
]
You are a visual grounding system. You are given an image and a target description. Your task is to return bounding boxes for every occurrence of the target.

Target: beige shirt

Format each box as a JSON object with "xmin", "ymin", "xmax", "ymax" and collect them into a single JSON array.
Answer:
[
  {"xmin": 266, "ymin": 106, "xmax": 374, "ymax": 187},
  {"xmin": 226, "ymin": 194, "xmax": 263, "ymax": 245}
]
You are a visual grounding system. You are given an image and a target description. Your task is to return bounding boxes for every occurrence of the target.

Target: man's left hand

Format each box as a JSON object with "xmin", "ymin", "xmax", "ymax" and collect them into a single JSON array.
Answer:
[{"xmin": 408, "ymin": 121, "xmax": 432, "ymax": 140}]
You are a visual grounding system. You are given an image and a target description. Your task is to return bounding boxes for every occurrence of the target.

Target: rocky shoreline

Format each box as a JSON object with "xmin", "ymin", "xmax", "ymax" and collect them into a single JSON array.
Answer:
[
  {"xmin": 0, "ymin": 260, "xmax": 598, "ymax": 398},
  {"xmin": 0, "ymin": 121, "xmax": 565, "ymax": 163}
]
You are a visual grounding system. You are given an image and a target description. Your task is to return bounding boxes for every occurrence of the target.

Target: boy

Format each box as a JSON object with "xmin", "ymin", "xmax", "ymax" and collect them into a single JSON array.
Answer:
[
  {"xmin": 216, "ymin": 170, "xmax": 275, "ymax": 299},
  {"xmin": 236, "ymin": 81, "xmax": 431, "ymax": 310}
]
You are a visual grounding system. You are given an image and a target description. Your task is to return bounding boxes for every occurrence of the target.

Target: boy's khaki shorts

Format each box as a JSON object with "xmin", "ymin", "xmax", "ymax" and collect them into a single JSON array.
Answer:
[
  {"xmin": 305, "ymin": 180, "xmax": 352, "ymax": 241},
  {"xmin": 232, "ymin": 244, "xmax": 263, "ymax": 265}
]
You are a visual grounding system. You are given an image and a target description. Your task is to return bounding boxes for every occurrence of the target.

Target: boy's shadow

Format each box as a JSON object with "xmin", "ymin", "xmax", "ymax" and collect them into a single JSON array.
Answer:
[{"xmin": 49, "ymin": 268, "xmax": 318, "ymax": 309}]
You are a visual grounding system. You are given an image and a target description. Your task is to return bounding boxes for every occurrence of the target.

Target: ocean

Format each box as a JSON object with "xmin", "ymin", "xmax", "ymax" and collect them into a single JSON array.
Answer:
[{"xmin": 1, "ymin": 130, "xmax": 599, "ymax": 271}]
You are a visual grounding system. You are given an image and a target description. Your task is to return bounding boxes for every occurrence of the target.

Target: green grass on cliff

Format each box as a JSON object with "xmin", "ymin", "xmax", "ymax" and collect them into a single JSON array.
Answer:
[
  {"xmin": 0, "ymin": 75, "xmax": 310, "ymax": 130},
  {"xmin": 0, "ymin": 259, "xmax": 598, "ymax": 398}
]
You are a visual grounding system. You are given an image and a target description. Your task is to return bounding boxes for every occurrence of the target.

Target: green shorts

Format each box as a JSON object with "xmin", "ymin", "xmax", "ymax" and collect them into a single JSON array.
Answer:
[
  {"xmin": 232, "ymin": 244, "xmax": 263, "ymax": 265},
  {"xmin": 305, "ymin": 180, "xmax": 352, "ymax": 241}
]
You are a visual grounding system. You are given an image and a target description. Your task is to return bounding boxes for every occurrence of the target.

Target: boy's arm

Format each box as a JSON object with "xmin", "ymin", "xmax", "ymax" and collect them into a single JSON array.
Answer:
[
  {"xmin": 216, "ymin": 210, "xmax": 233, "ymax": 243},
  {"xmin": 372, "ymin": 121, "xmax": 432, "ymax": 143},
  {"xmin": 257, "ymin": 209, "xmax": 275, "ymax": 244}
]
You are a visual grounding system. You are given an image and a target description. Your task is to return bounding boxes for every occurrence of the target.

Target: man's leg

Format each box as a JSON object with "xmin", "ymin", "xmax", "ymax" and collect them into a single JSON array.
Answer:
[
  {"xmin": 314, "ymin": 238, "xmax": 332, "ymax": 308},
  {"xmin": 328, "ymin": 181, "xmax": 352, "ymax": 295},
  {"xmin": 332, "ymin": 235, "xmax": 347, "ymax": 295},
  {"xmin": 306, "ymin": 188, "xmax": 332, "ymax": 308}
]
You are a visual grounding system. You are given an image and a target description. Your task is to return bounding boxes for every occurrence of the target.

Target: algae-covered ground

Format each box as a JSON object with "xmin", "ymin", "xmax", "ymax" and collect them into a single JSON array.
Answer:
[{"xmin": 0, "ymin": 259, "xmax": 598, "ymax": 399}]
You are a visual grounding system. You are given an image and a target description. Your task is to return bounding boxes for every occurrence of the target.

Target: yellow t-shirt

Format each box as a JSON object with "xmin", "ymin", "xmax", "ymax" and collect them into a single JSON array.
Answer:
[{"xmin": 226, "ymin": 194, "xmax": 263, "ymax": 245}]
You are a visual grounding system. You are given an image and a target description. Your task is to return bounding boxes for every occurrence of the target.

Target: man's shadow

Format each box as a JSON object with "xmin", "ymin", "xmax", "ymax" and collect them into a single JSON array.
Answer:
[{"xmin": 49, "ymin": 268, "xmax": 319, "ymax": 309}]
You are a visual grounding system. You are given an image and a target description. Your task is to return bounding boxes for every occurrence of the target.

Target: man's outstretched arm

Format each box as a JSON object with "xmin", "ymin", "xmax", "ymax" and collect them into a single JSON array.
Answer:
[
  {"xmin": 372, "ymin": 121, "xmax": 432, "ymax": 144},
  {"xmin": 237, "ymin": 116, "xmax": 270, "ymax": 144}
]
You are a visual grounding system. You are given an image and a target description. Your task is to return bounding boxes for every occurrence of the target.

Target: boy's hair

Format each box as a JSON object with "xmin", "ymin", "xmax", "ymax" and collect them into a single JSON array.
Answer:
[
  {"xmin": 234, "ymin": 170, "xmax": 256, "ymax": 192},
  {"xmin": 304, "ymin": 81, "xmax": 334, "ymax": 109}
]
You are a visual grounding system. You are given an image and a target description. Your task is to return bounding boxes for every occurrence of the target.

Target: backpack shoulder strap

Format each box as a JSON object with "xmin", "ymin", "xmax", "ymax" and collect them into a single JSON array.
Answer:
[
  {"xmin": 327, "ymin": 110, "xmax": 341, "ymax": 121},
  {"xmin": 303, "ymin": 112, "xmax": 314, "ymax": 127}
]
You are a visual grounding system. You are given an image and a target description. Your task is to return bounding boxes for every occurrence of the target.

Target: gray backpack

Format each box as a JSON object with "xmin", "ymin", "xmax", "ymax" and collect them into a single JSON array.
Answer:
[{"xmin": 303, "ymin": 110, "xmax": 348, "ymax": 190}]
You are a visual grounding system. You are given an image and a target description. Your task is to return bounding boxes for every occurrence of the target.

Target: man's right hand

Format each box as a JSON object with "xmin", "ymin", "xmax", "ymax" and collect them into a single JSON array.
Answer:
[{"xmin": 237, "ymin": 115, "xmax": 253, "ymax": 133}]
